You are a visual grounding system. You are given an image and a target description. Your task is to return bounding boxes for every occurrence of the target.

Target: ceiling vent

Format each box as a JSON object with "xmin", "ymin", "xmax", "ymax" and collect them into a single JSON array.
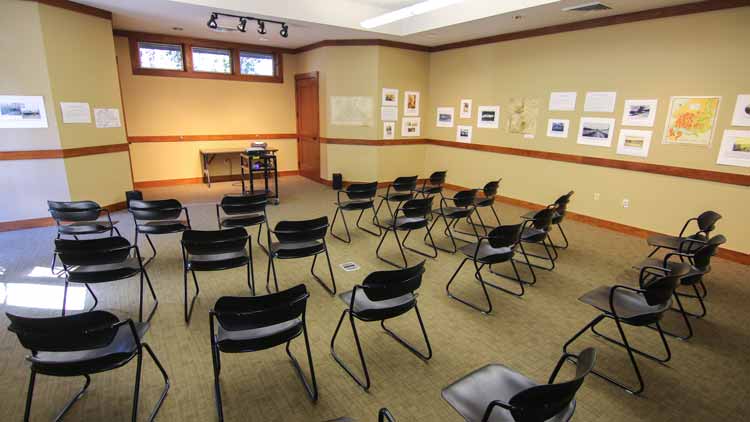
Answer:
[{"xmin": 562, "ymin": 2, "xmax": 612, "ymax": 12}]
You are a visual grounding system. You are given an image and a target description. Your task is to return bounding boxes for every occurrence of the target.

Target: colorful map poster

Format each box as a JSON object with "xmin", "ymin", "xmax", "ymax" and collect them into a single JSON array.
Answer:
[{"xmin": 663, "ymin": 96, "xmax": 720, "ymax": 145}]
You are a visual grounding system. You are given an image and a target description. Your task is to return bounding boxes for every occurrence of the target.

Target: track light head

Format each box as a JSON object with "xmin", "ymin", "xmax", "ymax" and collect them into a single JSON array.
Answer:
[
  {"xmin": 280, "ymin": 23, "xmax": 289, "ymax": 38},
  {"xmin": 207, "ymin": 13, "xmax": 218, "ymax": 29},
  {"xmin": 257, "ymin": 20, "xmax": 266, "ymax": 35},
  {"xmin": 237, "ymin": 17, "xmax": 247, "ymax": 32}
]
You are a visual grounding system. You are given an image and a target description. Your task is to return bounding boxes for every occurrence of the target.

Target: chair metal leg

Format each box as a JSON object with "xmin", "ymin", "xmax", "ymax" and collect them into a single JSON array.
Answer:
[
  {"xmin": 672, "ymin": 283, "xmax": 707, "ymax": 318},
  {"xmin": 330, "ymin": 310, "xmax": 371, "ymax": 390},
  {"xmin": 647, "ymin": 246, "xmax": 661, "ymax": 258},
  {"xmin": 590, "ymin": 316, "xmax": 672, "ymax": 364},
  {"xmin": 52, "ymin": 374, "xmax": 91, "ymax": 422},
  {"xmin": 266, "ymin": 254, "xmax": 280, "ymax": 294},
  {"xmin": 380, "ymin": 303, "xmax": 432, "ymax": 360},
  {"xmin": 372, "ymin": 198, "xmax": 386, "ymax": 225},
  {"xmin": 376, "ymin": 229, "xmax": 409, "ymax": 269},
  {"xmin": 143, "ymin": 234, "xmax": 157, "ymax": 267},
  {"xmin": 653, "ymin": 293, "xmax": 694, "ymax": 340},
  {"xmin": 479, "ymin": 259, "xmax": 526, "ymax": 297},
  {"xmin": 446, "ymin": 258, "xmax": 493, "ymax": 315},
  {"xmin": 132, "ymin": 350, "xmax": 143, "ymax": 422},
  {"xmin": 403, "ymin": 226, "xmax": 439, "ymax": 259},
  {"xmin": 549, "ymin": 223, "xmax": 570, "ymax": 249},
  {"xmin": 211, "ymin": 341, "xmax": 224, "ymax": 422},
  {"xmin": 285, "ymin": 325, "xmax": 318, "ymax": 401},
  {"xmin": 310, "ymin": 249, "xmax": 337, "ymax": 295},
  {"xmin": 85, "ymin": 284, "xmax": 99, "ymax": 312},
  {"xmin": 23, "ymin": 370, "xmax": 36, "ymax": 422},
  {"xmin": 247, "ymin": 240, "xmax": 255, "ymax": 295},
  {"xmin": 184, "ymin": 269, "xmax": 200, "ymax": 323},
  {"xmin": 142, "ymin": 268, "xmax": 159, "ymax": 323},
  {"xmin": 356, "ymin": 207, "xmax": 382, "ymax": 237},
  {"xmin": 61, "ymin": 281, "xmax": 68, "ymax": 316},
  {"xmin": 256, "ymin": 222, "xmax": 270, "ymax": 256},
  {"xmin": 514, "ymin": 238, "xmax": 556, "ymax": 271},
  {"xmin": 141, "ymin": 343, "xmax": 170, "ymax": 421},
  {"xmin": 330, "ymin": 207, "xmax": 352, "ymax": 243}
]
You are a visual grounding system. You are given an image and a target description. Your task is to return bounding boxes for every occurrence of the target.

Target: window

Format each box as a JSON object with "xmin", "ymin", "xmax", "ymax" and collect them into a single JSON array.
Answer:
[
  {"xmin": 137, "ymin": 42, "xmax": 183, "ymax": 70},
  {"xmin": 240, "ymin": 51, "xmax": 275, "ymax": 76},
  {"xmin": 192, "ymin": 47, "xmax": 232, "ymax": 74}
]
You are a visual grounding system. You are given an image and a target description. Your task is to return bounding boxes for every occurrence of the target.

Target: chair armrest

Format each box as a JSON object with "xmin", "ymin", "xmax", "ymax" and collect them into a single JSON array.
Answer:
[
  {"xmin": 100, "ymin": 208, "xmax": 115, "ymax": 226},
  {"xmin": 336, "ymin": 190, "xmax": 347, "ymax": 206},
  {"xmin": 548, "ymin": 352, "xmax": 578, "ymax": 384},
  {"xmin": 481, "ymin": 400, "xmax": 516, "ymax": 422},
  {"xmin": 348, "ymin": 285, "xmax": 361, "ymax": 311}
]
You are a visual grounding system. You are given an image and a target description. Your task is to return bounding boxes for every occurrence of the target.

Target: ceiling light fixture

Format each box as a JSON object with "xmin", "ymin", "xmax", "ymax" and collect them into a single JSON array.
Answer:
[
  {"xmin": 360, "ymin": 0, "xmax": 464, "ymax": 29},
  {"xmin": 206, "ymin": 12, "xmax": 289, "ymax": 38}
]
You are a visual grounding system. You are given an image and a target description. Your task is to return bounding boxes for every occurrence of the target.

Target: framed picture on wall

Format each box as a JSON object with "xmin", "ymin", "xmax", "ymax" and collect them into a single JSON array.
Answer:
[
  {"xmin": 402, "ymin": 117, "xmax": 421, "ymax": 137},
  {"xmin": 616, "ymin": 129, "xmax": 652, "ymax": 157},
  {"xmin": 663, "ymin": 96, "xmax": 721, "ymax": 145},
  {"xmin": 404, "ymin": 91, "xmax": 420, "ymax": 116},
  {"xmin": 0, "ymin": 95, "xmax": 48, "ymax": 128},
  {"xmin": 716, "ymin": 130, "xmax": 750, "ymax": 167},
  {"xmin": 621, "ymin": 99, "xmax": 658, "ymax": 127},
  {"xmin": 460, "ymin": 99, "xmax": 472, "ymax": 118},
  {"xmin": 456, "ymin": 125, "xmax": 472, "ymax": 143},
  {"xmin": 383, "ymin": 121, "xmax": 395, "ymax": 139},
  {"xmin": 546, "ymin": 119, "xmax": 569, "ymax": 138},
  {"xmin": 476, "ymin": 105, "xmax": 500, "ymax": 129},
  {"xmin": 731, "ymin": 95, "xmax": 750, "ymax": 126},
  {"xmin": 382, "ymin": 88, "xmax": 398, "ymax": 106},
  {"xmin": 577, "ymin": 117, "xmax": 615, "ymax": 147},
  {"xmin": 436, "ymin": 107, "xmax": 454, "ymax": 128}
]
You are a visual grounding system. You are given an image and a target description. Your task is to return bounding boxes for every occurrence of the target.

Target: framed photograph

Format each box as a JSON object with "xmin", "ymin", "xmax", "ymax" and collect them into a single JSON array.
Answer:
[
  {"xmin": 456, "ymin": 125, "xmax": 472, "ymax": 143},
  {"xmin": 731, "ymin": 94, "xmax": 750, "ymax": 126},
  {"xmin": 577, "ymin": 117, "xmax": 615, "ymax": 147},
  {"xmin": 383, "ymin": 121, "xmax": 395, "ymax": 140},
  {"xmin": 402, "ymin": 117, "xmax": 421, "ymax": 137},
  {"xmin": 436, "ymin": 107, "xmax": 454, "ymax": 128},
  {"xmin": 546, "ymin": 119, "xmax": 569, "ymax": 138},
  {"xmin": 404, "ymin": 91, "xmax": 420, "ymax": 116},
  {"xmin": 549, "ymin": 91, "xmax": 577, "ymax": 111},
  {"xmin": 716, "ymin": 130, "xmax": 750, "ymax": 168},
  {"xmin": 584, "ymin": 91, "xmax": 617, "ymax": 113},
  {"xmin": 477, "ymin": 105, "xmax": 500, "ymax": 129},
  {"xmin": 382, "ymin": 88, "xmax": 398, "ymax": 107},
  {"xmin": 616, "ymin": 129, "xmax": 652, "ymax": 158},
  {"xmin": 0, "ymin": 95, "xmax": 48, "ymax": 128},
  {"xmin": 460, "ymin": 99, "xmax": 472, "ymax": 118},
  {"xmin": 663, "ymin": 96, "xmax": 720, "ymax": 145},
  {"xmin": 622, "ymin": 99, "xmax": 658, "ymax": 127}
]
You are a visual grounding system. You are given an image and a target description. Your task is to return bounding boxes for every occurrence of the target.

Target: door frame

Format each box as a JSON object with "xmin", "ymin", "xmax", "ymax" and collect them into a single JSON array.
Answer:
[{"xmin": 294, "ymin": 71, "xmax": 320, "ymax": 181}]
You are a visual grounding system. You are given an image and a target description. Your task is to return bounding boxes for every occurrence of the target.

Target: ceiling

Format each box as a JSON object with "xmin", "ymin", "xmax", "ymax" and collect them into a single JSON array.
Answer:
[{"xmin": 75, "ymin": 0, "xmax": 705, "ymax": 49}]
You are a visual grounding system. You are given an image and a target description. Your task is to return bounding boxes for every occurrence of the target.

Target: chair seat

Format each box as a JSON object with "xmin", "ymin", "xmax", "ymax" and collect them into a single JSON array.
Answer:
[
  {"xmin": 187, "ymin": 251, "xmax": 250, "ymax": 271},
  {"xmin": 646, "ymin": 233, "xmax": 706, "ymax": 252},
  {"xmin": 270, "ymin": 240, "xmax": 326, "ymax": 258},
  {"xmin": 379, "ymin": 192, "xmax": 414, "ymax": 202},
  {"xmin": 220, "ymin": 214, "xmax": 265, "ymax": 228},
  {"xmin": 521, "ymin": 227, "xmax": 548, "ymax": 243},
  {"xmin": 380, "ymin": 216, "xmax": 429, "ymax": 231},
  {"xmin": 474, "ymin": 197, "xmax": 494, "ymax": 207},
  {"xmin": 339, "ymin": 289, "xmax": 415, "ymax": 321},
  {"xmin": 338, "ymin": 198, "xmax": 375, "ymax": 210},
  {"xmin": 59, "ymin": 221, "xmax": 118, "ymax": 235},
  {"xmin": 433, "ymin": 207, "xmax": 472, "ymax": 219},
  {"xmin": 29, "ymin": 322, "xmax": 148, "ymax": 376},
  {"xmin": 579, "ymin": 286, "xmax": 670, "ymax": 325},
  {"xmin": 67, "ymin": 257, "xmax": 142, "ymax": 283},
  {"xmin": 442, "ymin": 364, "xmax": 575, "ymax": 422},
  {"xmin": 459, "ymin": 243, "xmax": 514, "ymax": 264},
  {"xmin": 137, "ymin": 220, "xmax": 189, "ymax": 234},
  {"xmin": 635, "ymin": 258, "xmax": 702, "ymax": 286},
  {"xmin": 216, "ymin": 319, "xmax": 303, "ymax": 353}
]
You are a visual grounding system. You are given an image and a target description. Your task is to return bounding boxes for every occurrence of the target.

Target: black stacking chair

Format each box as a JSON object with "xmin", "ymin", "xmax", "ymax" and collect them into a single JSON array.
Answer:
[
  {"xmin": 375, "ymin": 198, "xmax": 437, "ymax": 269},
  {"xmin": 181, "ymin": 228, "xmax": 253, "ymax": 323},
  {"xmin": 473, "ymin": 179, "xmax": 503, "ymax": 233},
  {"xmin": 517, "ymin": 205, "xmax": 558, "ymax": 271},
  {"xmin": 442, "ymin": 348, "xmax": 596, "ymax": 422},
  {"xmin": 522, "ymin": 191, "xmax": 575, "ymax": 249},
  {"xmin": 48, "ymin": 200, "xmax": 120, "ymax": 271},
  {"xmin": 647, "ymin": 210, "xmax": 722, "ymax": 259},
  {"xmin": 562, "ymin": 261, "xmax": 689, "ymax": 395},
  {"xmin": 7, "ymin": 311, "xmax": 169, "ymax": 422},
  {"xmin": 634, "ymin": 234, "xmax": 726, "ymax": 340},
  {"xmin": 415, "ymin": 170, "xmax": 447, "ymax": 199},
  {"xmin": 427, "ymin": 189, "xmax": 479, "ymax": 253},
  {"xmin": 447, "ymin": 224, "xmax": 534, "ymax": 314},
  {"xmin": 216, "ymin": 193, "xmax": 270, "ymax": 254},
  {"xmin": 379, "ymin": 408, "xmax": 396, "ymax": 422},
  {"xmin": 331, "ymin": 261, "xmax": 431, "ymax": 390},
  {"xmin": 55, "ymin": 236, "xmax": 158, "ymax": 323},
  {"xmin": 373, "ymin": 175, "xmax": 418, "ymax": 222},
  {"xmin": 129, "ymin": 199, "xmax": 191, "ymax": 266},
  {"xmin": 267, "ymin": 216, "xmax": 336, "ymax": 295},
  {"xmin": 210, "ymin": 285, "xmax": 317, "ymax": 421},
  {"xmin": 331, "ymin": 181, "xmax": 381, "ymax": 243}
]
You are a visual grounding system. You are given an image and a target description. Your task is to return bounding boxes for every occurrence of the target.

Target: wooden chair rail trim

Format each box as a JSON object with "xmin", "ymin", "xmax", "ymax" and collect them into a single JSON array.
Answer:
[
  {"xmin": 0, "ymin": 143, "xmax": 129, "ymax": 161},
  {"xmin": 319, "ymin": 137, "xmax": 430, "ymax": 146},
  {"xmin": 0, "ymin": 201, "xmax": 126, "ymax": 232},
  {"xmin": 127, "ymin": 133, "xmax": 298, "ymax": 143},
  {"xmin": 132, "ymin": 170, "xmax": 299, "ymax": 189}
]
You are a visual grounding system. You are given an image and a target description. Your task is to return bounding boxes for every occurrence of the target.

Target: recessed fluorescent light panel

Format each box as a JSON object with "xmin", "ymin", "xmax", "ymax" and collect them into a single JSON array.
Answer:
[{"xmin": 361, "ymin": 0, "xmax": 465, "ymax": 29}]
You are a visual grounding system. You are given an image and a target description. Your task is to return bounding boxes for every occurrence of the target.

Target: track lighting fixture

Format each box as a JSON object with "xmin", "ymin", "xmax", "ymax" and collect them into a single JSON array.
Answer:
[{"xmin": 206, "ymin": 12, "xmax": 289, "ymax": 38}]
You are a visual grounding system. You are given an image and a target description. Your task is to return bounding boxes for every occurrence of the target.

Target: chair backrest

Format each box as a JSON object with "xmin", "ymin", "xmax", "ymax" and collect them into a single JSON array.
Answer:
[
  {"xmin": 400, "ymin": 198, "xmax": 433, "ymax": 219},
  {"xmin": 55, "ymin": 236, "xmax": 131, "ymax": 267},
  {"xmin": 642, "ymin": 261, "xmax": 688, "ymax": 306},
  {"xmin": 554, "ymin": 191, "xmax": 575, "ymax": 216},
  {"xmin": 696, "ymin": 211, "xmax": 721, "ymax": 233},
  {"xmin": 182, "ymin": 228, "xmax": 248, "ymax": 256},
  {"xmin": 129, "ymin": 199, "xmax": 183, "ymax": 221},
  {"xmin": 6, "ymin": 311, "xmax": 121, "ymax": 353},
  {"xmin": 219, "ymin": 193, "xmax": 267, "ymax": 215},
  {"xmin": 274, "ymin": 216, "xmax": 328, "ymax": 243},
  {"xmin": 48, "ymin": 200, "xmax": 101, "ymax": 222},
  {"xmin": 427, "ymin": 171, "xmax": 447, "ymax": 186},
  {"xmin": 452, "ymin": 189, "xmax": 477, "ymax": 208},
  {"xmin": 691, "ymin": 234, "xmax": 726, "ymax": 271},
  {"xmin": 361, "ymin": 261, "xmax": 425, "ymax": 302},
  {"xmin": 391, "ymin": 176, "xmax": 418, "ymax": 192},
  {"xmin": 213, "ymin": 284, "xmax": 308, "ymax": 331},
  {"xmin": 530, "ymin": 206, "xmax": 557, "ymax": 231},
  {"xmin": 487, "ymin": 224, "xmax": 523, "ymax": 249},
  {"xmin": 482, "ymin": 179, "xmax": 501, "ymax": 199},
  {"xmin": 508, "ymin": 348, "xmax": 596, "ymax": 422},
  {"xmin": 345, "ymin": 182, "xmax": 378, "ymax": 200}
]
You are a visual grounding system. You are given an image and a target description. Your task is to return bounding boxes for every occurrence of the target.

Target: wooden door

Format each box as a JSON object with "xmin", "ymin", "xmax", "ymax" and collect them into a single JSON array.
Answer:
[{"xmin": 295, "ymin": 72, "xmax": 320, "ymax": 182}]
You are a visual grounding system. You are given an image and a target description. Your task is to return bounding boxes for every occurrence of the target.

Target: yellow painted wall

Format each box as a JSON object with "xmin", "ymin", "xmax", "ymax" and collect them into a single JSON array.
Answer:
[
  {"xmin": 425, "ymin": 8, "xmax": 750, "ymax": 253},
  {"xmin": 64, "ymin": 152, "xmax": 133, "ymax": 205}
]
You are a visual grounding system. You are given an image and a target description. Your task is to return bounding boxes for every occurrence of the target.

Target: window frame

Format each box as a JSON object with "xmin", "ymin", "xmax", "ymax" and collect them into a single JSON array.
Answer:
[
  {"xmin": 191, "ymin": 46, "xmax": 233, "ymax": 74},
  {"xmin": 126, "ymin": 32, "xmax": 284, "ymax": 83}
]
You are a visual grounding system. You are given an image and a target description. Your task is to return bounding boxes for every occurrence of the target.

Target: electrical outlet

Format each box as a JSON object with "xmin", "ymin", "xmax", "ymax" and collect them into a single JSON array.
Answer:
[
  {"xmin": 593, "ymin": 193, "xmax": 600, "ymax": 201},
  {"xmin": 622, "ymin": 199, "xmax": 630, "ymax": 208}
]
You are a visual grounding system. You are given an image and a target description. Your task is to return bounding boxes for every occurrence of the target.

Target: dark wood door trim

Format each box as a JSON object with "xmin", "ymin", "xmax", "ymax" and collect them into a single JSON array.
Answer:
[{"xmin": 294, "ymin": 71, "xmax": 321, "ymax": 182}]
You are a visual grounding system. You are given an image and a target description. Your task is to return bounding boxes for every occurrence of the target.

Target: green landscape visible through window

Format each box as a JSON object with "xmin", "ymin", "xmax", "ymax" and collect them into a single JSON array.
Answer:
[
  {"xmin": 192, "ymin": 47, "xmax": 231, "ymax": 74},
  {"xmin": 240, "ymin": 51, "xmax": 274, "ymax": 76},
  {"xmin": 138, "ymin": 42, "xmax": 183, "ymax": 70}
]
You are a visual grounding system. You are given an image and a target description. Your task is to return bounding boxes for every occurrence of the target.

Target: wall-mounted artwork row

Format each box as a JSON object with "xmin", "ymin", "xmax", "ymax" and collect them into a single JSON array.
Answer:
[{"xmin": 0, "ymin": 95, "xmax": 48, "ymax": 128}]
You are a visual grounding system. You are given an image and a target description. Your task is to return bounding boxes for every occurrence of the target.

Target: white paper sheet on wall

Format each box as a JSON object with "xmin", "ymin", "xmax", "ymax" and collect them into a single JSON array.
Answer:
[
  {"xmin": 60, "ymin": 102, "xmax": 91, "ymax": 123},
  {"xmin": 330, "ymin": 96, "xmax": 374, "ymax": 126},
  {"xmin": 583, "ymin": 92, "xmax": 617, "ymax": 113},
  {"xmin": 381, "ymin": 106, "xmax": 398, "ymax": 122},
  {"xmin": 94, "ymin": 108, "xmax": 121, "ymax": 128},
  {"xmin": 549, "ymin": 92, "xmax": 577, "ymax": 111}
]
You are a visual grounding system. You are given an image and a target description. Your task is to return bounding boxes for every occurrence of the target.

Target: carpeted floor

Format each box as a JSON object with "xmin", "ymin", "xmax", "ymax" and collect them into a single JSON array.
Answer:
[{"xmin": 0, "ymin": 176, "xmax": 747, "ymax": 421}]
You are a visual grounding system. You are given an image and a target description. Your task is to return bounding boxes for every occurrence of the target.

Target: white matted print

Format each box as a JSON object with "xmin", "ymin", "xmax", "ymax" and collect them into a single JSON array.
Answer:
[
  {"xmin": 460, "ymin": 99, "xmax": 472, "ymax": 118},
  {"xmin": 546, "ymin": 119, "xmax": 569, "ymax": 138},
  {"xmin": 716, "ymin": 130, "xmax": 750, "ymax": 168},
  {"xmin": 456, "ymin": 125, "xmax": 472, "ymax": 143},
  {"xmin": 436, "ymin": 107, "xmax": 454, "ymax": 128},
  {"xmin": 404, "ymin": 91, "xmax": 420, "ymax": 116},
  {"xmin": 477, "ymin": 106, "xmax": 500, "ymax": 129},
  {"xmin": 622, "ymin": 99, "xmax": 658, "ymax": 127},
  {"xmin": 382, "ymin": 88, "xmax": 398, "ymax": 106},
  {"xmin": 577, "ymin": 117, "xmax": 615, "ymax": 147},
  {"xmin": 0, "ymin": 95, "xmax": 48, "ymax": 128},
  {"xmin": 383, "ymin": 121, "xmax": 395, "ymax": 139},
  {"xmin": 402, "ymin": 117, "xmax": 421, "ymax": 137},
  {"xmin": 616, "ymin": 129, "xmax": 652, "ymax": 157},
  {"xmin": 584, "ymin": 91, "xmax": 617, "ymax": 113},
  {"xmin": 731, "ymin": 95, "xmax": 750, "ymax": 126},
  {"xmin": 549, "ymin": 92, "xmax": 577, "ymax": 111}
]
